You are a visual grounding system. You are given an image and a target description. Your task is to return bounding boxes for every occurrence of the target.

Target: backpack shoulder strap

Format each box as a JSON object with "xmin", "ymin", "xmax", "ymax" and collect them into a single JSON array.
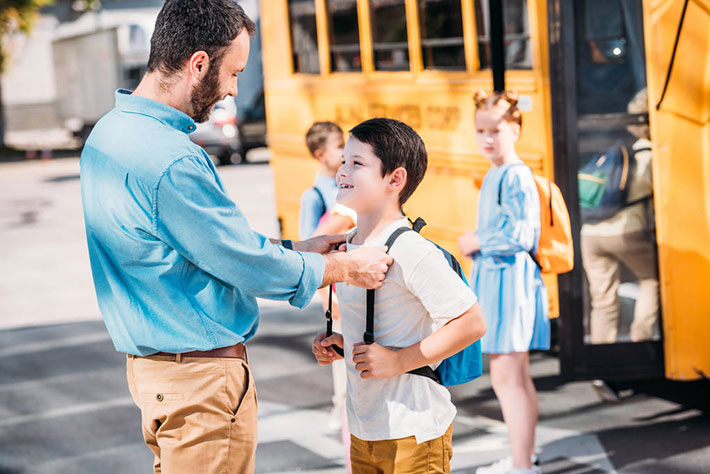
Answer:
[
  {"xmin": 384, "ymin": 226, "xmax": 414, "ymax": 250},
  {"xmin": 631, "ymin": 146, "xmax": 652, "ymax": 155},
  {"xmin": 365, "ymin": 226, "xmax": 415, "ymax": 344},
  {"xmin": 409, "ymin": 366, "xmax": 442, "ymax": 384},
  {"xmin": 364, "ymin": 222, "xmax": 444, "ymax": 384},
  {"xmin": 311, "ymin": 186, "xmax": 327, "ymax": 216},
  {"xmin": 497, "ymin": 162, "xmax": 527, "ymax": 205},
  {"xmin": 410, "ymin": 217, "xmax": 427, "ymax": 233}
]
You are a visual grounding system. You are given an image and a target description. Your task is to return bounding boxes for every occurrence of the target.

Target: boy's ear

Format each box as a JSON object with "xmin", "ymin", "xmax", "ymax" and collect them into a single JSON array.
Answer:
[
  {"xmin": 388, "ymin": 167, "xmax": 407, "ymax": 192},
  {"xmin": 313, "ymin": 148, "xmax": 325, "ymax": 161}
]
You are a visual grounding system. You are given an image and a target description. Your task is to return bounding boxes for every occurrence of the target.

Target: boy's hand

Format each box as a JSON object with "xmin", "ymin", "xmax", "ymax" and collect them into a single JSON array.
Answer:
[
  {"xmin": 312, "ymin": 331, "xmax": 344, "ymax": 365},
  {"xmin": 457, "ymin": 231, "xmax": 480, "ymax": 257},
  {"xmin": 295, "ymin": 234, "xmax": 347, "ymax": 254},
  {"xmin": 352, "ymin": 342, "xmax": 403, "ymax": 379}
]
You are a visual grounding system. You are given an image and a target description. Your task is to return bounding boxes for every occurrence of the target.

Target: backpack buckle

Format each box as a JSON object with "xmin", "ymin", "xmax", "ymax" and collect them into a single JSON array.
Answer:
[{"xmin": 363, "ymin": 331, "xmax": 374, "ymax": 344}]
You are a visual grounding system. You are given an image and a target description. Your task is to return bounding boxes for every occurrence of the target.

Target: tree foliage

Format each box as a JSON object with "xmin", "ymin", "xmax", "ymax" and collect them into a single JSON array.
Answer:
[{"xmin": 1, "ymin": 0, "xmax": 55, "ymax": 72}]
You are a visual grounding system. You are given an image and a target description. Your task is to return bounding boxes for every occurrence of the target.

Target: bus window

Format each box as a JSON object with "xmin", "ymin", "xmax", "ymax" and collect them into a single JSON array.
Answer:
[
  {"xmin": 577, "ymin": 0, "xmax": 647, "ymax": 114},
  {"xmin": 418, "ymin": 0, "xmax": 466, "ymax": 70},
  {"xmin": 326, "ymin": 0, "xmax": 362, "ymax": 72},
  {"xmin": 475, "ymin": 0, "xmax": 532, "ymax": 69},
  {"xmin": 288, "ymin": 0, "xmax": 320, "ymax": 74},
  {"xmin": 370, "ymin": 0, "xmax": 409, "ymax": 71}
]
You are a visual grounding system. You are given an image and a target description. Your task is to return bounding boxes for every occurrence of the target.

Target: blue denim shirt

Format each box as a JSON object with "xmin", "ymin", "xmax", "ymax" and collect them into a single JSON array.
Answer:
[{"xmin": 81, "ymin": 90, "xmax": 325, "ymax": 355}]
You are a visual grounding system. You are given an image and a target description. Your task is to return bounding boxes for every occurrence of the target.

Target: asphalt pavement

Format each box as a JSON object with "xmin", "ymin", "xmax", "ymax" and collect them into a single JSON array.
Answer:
[{"xmin": 1, "ymin": 157, "xmax": 708, "ymax": 473}]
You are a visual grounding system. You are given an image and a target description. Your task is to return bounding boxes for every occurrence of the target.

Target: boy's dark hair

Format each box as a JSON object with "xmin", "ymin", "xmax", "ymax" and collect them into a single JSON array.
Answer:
[
  {"xmin": 305, "ymin": 121, "xmax": 343, "ymax": 157},
  {"xmin": 147, "ymin": 0, "xmax": 257, "ymax": 77},
  {"xmin": 349, "ymin": 118, "xmax": 427, "ymax": 206}
]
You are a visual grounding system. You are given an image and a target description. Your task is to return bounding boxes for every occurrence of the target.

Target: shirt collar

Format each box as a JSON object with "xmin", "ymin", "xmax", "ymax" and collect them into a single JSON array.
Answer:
[
  {"xmin": 114, "ymin": 89, "xmax": 197, "ymax": 134},
  {"xmin": 346, "ymin": 216, "xmax": 409, "ymax": 247}
]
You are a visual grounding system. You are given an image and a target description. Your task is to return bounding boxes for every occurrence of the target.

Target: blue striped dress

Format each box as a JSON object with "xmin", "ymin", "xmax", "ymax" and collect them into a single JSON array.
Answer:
[{"xmin": 471, "ymin": 161, "xmax": 550, "ymax": 354}]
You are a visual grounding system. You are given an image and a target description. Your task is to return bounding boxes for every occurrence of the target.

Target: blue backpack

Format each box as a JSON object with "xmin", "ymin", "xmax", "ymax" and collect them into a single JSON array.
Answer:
[
  {"xmin": 578, "ymin": 143, "xmax": 652, "ymax": 222},
  {"xmin": 326, "ymin": 217, "xmax": 483, "ymax": 386}
]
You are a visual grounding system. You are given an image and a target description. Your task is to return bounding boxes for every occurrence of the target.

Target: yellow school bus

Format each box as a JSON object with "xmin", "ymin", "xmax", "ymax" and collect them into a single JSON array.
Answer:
[{"xmin": 260, "ymin": 0, "xmax": 710, "ymax": 386}]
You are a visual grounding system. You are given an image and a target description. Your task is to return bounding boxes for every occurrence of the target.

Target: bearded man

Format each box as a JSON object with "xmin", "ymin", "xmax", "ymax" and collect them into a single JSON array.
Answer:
[{"xmin": 80, "ymin": 1, "xmax": 391, "ymax": 472}]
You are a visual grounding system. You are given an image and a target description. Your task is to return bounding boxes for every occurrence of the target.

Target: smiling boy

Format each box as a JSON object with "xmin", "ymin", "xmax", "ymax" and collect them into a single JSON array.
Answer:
[{"xmin": 312, "ymin": 118, "xmax": 487, "ymax": 473}]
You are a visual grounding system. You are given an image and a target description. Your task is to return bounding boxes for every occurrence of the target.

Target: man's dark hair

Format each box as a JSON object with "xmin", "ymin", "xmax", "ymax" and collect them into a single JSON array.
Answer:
[
  {"xmin": 147, "ymin": 0, "xmax": 257, "ymax": 76},
  {"xmin": 349, "ymin": 118, "xmax": 428, "ymax": 206}
]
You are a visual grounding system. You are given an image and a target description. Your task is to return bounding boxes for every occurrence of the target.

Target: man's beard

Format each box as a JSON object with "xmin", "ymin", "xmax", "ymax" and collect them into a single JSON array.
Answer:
[{"xmin": 190, "ymin": 63, "xmax": 223, "ymax": 123}]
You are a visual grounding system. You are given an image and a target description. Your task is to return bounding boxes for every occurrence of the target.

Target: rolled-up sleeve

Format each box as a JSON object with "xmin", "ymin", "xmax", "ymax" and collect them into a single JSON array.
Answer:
[{"xmin": 153, "ymin": 155, "xmax": 324, "ymax": 308}]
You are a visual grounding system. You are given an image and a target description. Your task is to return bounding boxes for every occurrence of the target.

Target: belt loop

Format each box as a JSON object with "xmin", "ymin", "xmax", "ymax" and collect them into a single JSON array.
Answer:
[{"xmin": 176, "ymin": 353, "xmax": 182, "ymax": 363}]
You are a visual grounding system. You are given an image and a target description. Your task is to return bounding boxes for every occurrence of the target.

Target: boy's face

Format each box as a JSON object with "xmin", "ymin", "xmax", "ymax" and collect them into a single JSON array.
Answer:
[
  {"xmin": 337, "ymin": 137, "xmax": 394, "ymax": 213},
  {"xmin": 316, "ymin": 131, "xmax": 346, "ymax": 175},
  {"xmin": 474, "ymin": 109, "xmax": 520, "ymax": 164}
]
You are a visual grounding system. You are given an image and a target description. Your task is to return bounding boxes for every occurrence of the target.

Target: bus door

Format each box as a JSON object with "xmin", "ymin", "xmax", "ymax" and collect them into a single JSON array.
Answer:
[{"xmin": 548, "ymin": 0, "xmax": 664, "ymax": 381}]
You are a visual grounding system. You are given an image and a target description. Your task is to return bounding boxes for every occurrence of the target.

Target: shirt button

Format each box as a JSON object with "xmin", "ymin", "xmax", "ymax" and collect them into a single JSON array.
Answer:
[
  {"xmin": 187, "ymin": 125, "xmax": 195, "ymax": 131},
  {"xmin": 156, "ymin": 393, "xmax": 164, "ymax": 402}
]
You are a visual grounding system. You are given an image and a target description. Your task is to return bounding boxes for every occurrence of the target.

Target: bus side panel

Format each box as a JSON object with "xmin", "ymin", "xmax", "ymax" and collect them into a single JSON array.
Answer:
[
  {"xmin": 261, "ymin": 1, "xmax": 560, "ymax": 316},
  {"xmin": 643, "ymin": 0, "xmax": 710, "ymax": 381}
]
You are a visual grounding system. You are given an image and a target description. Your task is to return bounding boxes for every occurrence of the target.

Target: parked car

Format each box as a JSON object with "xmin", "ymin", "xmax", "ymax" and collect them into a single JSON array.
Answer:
[{"xmin": 189, "ymin": 98, "xmax": 242, "ymax": 165}]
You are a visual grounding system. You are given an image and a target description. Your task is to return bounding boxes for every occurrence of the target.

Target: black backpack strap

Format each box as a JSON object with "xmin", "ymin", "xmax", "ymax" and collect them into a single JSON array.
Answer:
[
  {"xmin": 364, "ymin": 222, "xmax": 443, "ymax": 384},
  {"xmin": 312, "ymin": 186, "xmax": 327, "ymax": 217},
  {"xmin": 409, "ymin": 366, "xmax": 441, "ymax": 384},
  {"xmin": 411, "ymin": 217, "xmax": 427, "ymax": 233},
  {"xmin": 631, "ymin": 146, "xmax": 652, "ymax": 155},
  {"xmin": 365, "ymin": 226, "xmax": 415, "ymax": 345},
  {"xmin": 325, "ymin": 284, "xmax": 344, "ymax": 356},
  {"xmin": 624, "ymin": 195, "xmax": 653, "ymax": 208},
  {"xmin": 364, "ymin": 289, "xmax": 375, "ymax": 344},
  {"xmin": 384, "ymin": 227, "xmax": 414, "ymax": 251}
]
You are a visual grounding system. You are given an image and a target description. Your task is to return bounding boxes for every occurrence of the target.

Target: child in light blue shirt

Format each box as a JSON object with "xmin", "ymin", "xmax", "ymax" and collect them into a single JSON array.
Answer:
[{"xmin": 299, "ymin": 122, "xmax": 345, "ymax": 240}]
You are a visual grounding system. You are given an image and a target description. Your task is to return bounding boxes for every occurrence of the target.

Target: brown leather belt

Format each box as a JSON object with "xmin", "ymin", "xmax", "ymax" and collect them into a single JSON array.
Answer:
[{"xmin": 148, "ymin": 343, "xmax": 247, "ymax": 362}]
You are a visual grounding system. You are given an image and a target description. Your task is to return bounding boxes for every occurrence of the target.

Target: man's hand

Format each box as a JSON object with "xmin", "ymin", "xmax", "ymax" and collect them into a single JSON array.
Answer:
[
  {"xmin": 294, "ymin": 234, "xmax": 347, "ymax": 254},
  {"xmin": 322, "ymin": 246, "xmax": 393, "ymax": 289},
  {"xmin": 457, "ymin": 231, "xmax": 480, "ymax": 257},
  {"xmin": 312, "ymin": 331, "xmax": 344, "ymax": 365},
  {"xmin": 352, "ymin": 342, "xmax": 403, "ymax": 379}
]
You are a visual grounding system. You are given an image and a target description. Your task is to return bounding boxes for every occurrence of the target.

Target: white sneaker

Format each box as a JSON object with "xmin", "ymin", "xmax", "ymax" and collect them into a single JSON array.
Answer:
[{"xmin": 475, "ymin": 456, "xmax": 541, "ymax": 474}]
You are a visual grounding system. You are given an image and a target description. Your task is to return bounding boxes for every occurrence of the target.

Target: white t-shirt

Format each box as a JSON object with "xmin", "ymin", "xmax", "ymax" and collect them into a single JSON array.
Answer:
[{"xmin": 336, "ymin": 217, "xmax": 477, "ymax": 443}]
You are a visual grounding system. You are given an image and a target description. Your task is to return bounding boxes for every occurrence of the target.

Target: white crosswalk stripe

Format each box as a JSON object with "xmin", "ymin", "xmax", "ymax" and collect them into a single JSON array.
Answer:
[{"xmin": 257, "ymin": 401, "xmax": 617, "ymax": 473}]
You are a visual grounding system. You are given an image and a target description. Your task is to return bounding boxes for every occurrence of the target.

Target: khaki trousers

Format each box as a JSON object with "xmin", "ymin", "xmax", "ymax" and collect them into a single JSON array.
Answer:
[
  {"xmin": 581, "ymin": 231, "xmax": 660, "ymax": 344},
  {"xmin": 126, "ymin": 354, "xmax": 258, "ymax": 474},
  {"xmin": 350, "ymin": 424, "xmax": 453, "ymax": 474}
]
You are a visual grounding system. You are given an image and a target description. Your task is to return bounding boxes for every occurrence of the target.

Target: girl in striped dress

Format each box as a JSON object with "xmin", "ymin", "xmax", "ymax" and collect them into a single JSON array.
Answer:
[{"xmin": 458, "ymin": 91, "xmax": 549, "ymax": 474}]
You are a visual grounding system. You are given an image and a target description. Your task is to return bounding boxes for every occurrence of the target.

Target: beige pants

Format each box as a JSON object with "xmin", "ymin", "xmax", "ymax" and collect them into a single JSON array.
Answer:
[
  {"xmin": 126, "ymin": 354, "xmax": 258, "ymax": 474},
  {"xmin": 581, "ymin": 231, "xmax": 660, "ymax": 344},
  {"xmin": 350, "ymin": 425, "xmax": 453, "ymax": 474}
]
